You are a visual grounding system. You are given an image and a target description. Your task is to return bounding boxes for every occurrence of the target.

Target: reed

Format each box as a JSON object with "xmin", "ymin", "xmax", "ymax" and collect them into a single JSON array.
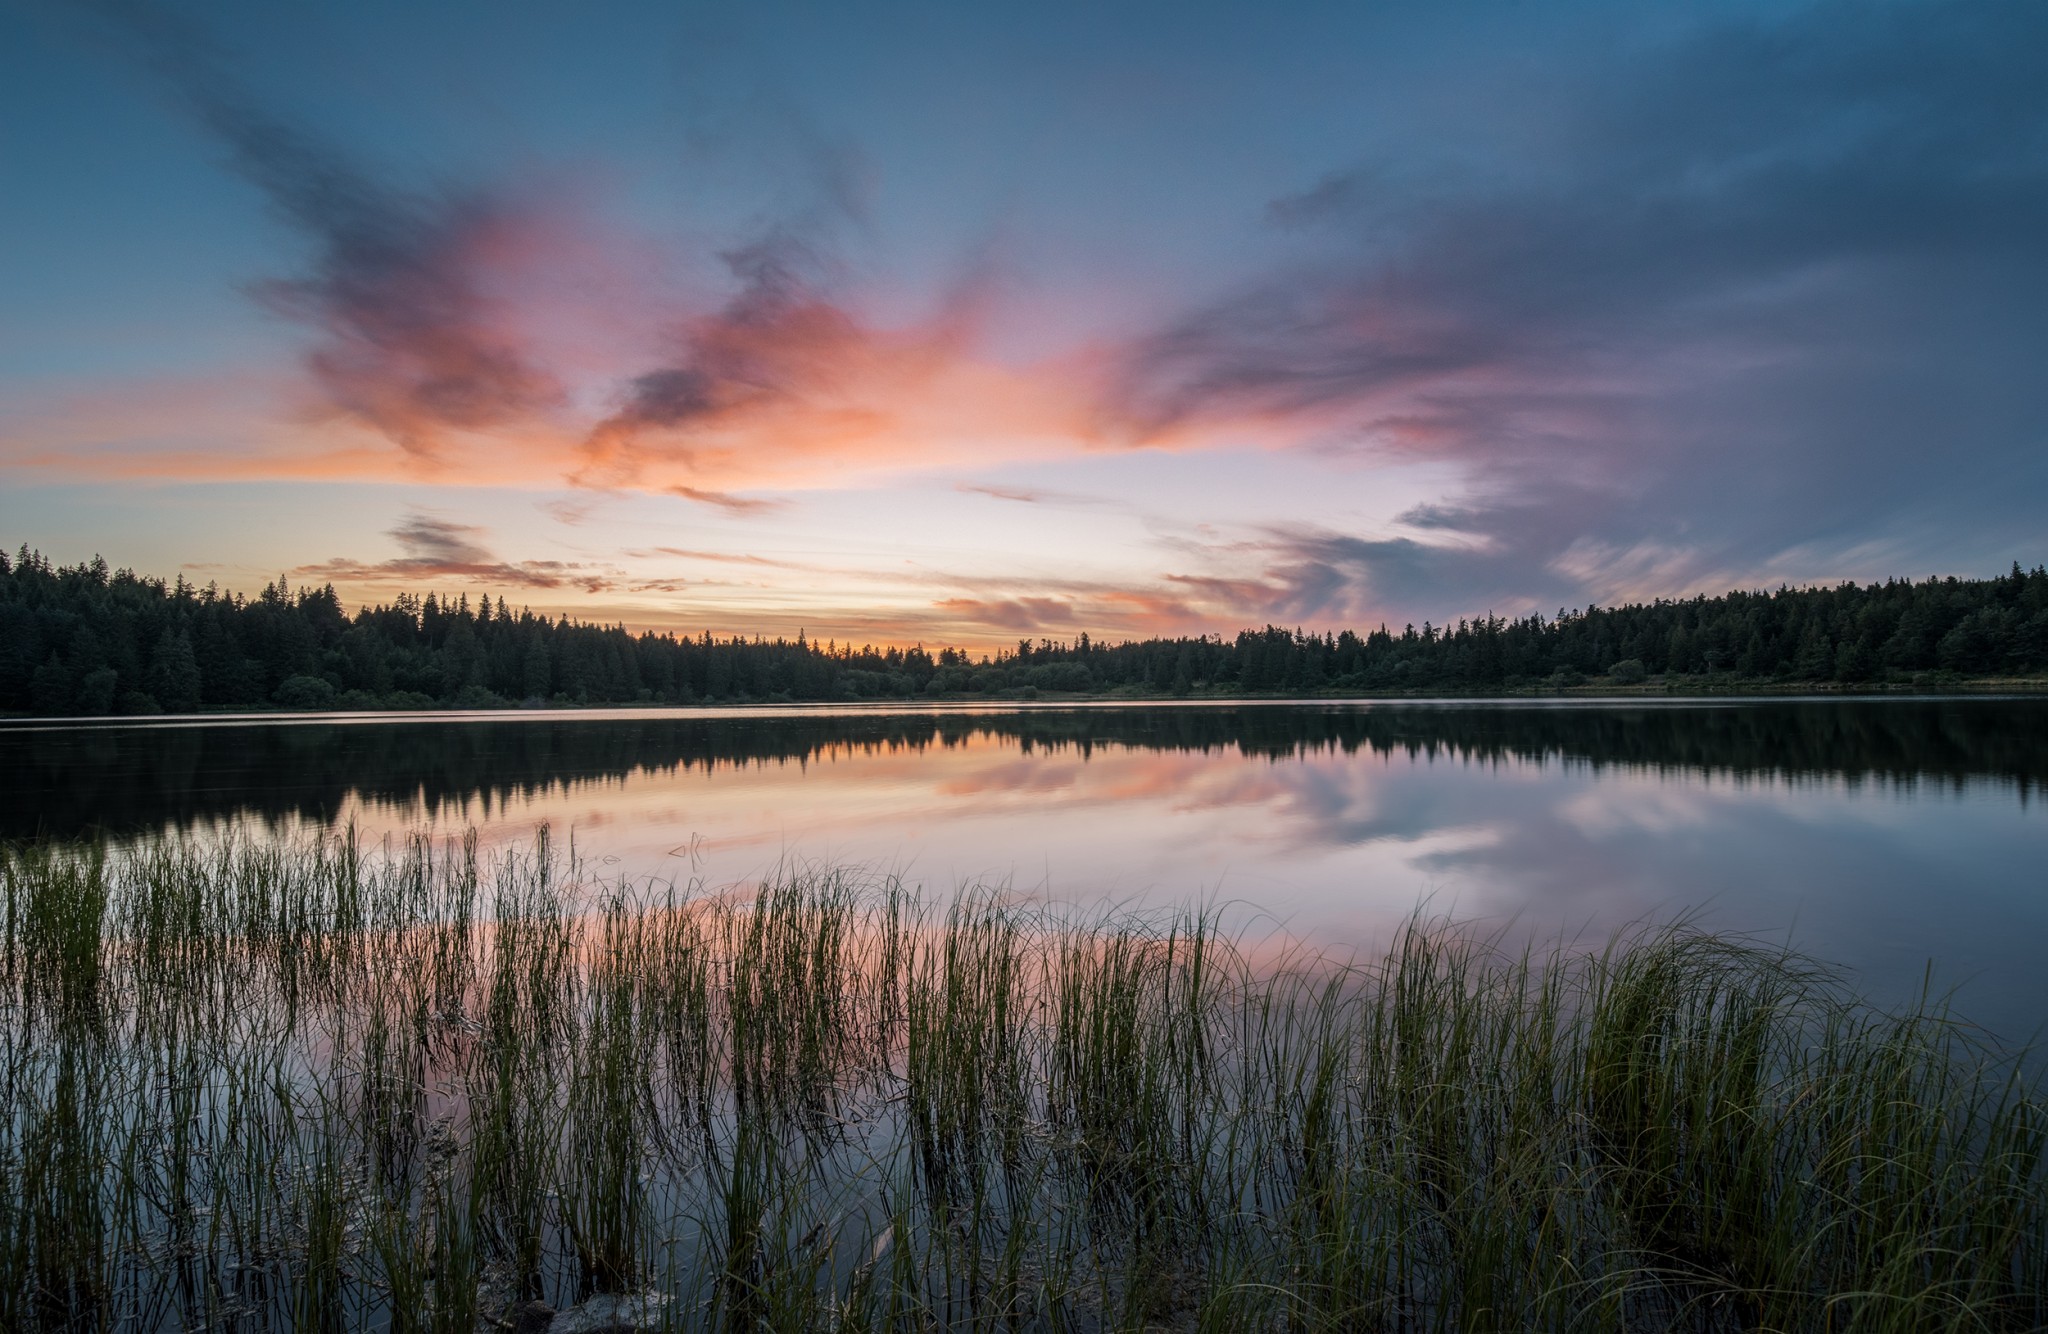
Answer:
[{"xmin": 0, "ymin": 830, "xmax": 2040, "ymax": 1331}]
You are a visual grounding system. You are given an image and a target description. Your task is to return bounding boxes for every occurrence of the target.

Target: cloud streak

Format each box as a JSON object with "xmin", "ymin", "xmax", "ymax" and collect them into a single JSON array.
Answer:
[
  {"xmin": 106, "ymin": 3, "xmax": 565, "ymax": 459},
  {"xmin": 1097, "ymin": 1, "xmax": 2048, "ymax": 604},
  {"xmin": 931, "ymin": 596, "xmax": 1079, "ymax": 634},
  {"xmin": 666, "ymin": 485, "xmax": 788, "ymax": 515},
  {"xmin": 296, "ymin": 514, "xmax": 609, "ymax": 591},
  {"xmin": 634, "ymin": 547, "xmax": 811, "ymax": 569},
  {"xmin": 571, "ymin": 234, "xmax": 1101, "ymax": 494},
  {"xmin": 956, "ymin": 481, "xmax": 1103, "ymax": 506}
]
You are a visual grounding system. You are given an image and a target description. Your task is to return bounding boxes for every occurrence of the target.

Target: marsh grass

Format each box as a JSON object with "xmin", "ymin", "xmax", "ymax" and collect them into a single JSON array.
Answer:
[{"xmin": 0, "ymin": 830, "xmax": 2041, "ymax": 1331}]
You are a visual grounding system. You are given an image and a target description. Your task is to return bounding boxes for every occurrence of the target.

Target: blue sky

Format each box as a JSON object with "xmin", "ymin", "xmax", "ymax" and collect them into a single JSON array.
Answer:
[{"xmin": 2, "ymin": 0, "xmax": 2043, "ymax": 646}]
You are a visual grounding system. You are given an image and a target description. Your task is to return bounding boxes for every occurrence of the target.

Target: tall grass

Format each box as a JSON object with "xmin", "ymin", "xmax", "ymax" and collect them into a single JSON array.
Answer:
[{"xmin": 0, "ymin": 831, "xmax": 2040, "ymax": 1331}]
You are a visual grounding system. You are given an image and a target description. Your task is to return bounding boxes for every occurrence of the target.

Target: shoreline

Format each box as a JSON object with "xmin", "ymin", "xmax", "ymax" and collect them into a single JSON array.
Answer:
[{"xmin": 6, "ymin": 676, "xmax": 2048, "ymax": 725}]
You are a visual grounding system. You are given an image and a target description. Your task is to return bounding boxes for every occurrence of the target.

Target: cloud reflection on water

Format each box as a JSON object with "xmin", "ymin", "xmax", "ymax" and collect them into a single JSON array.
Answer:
[{"xmin": 5, "ymin": 701, "xmax": 2042, "ymax": 1040}]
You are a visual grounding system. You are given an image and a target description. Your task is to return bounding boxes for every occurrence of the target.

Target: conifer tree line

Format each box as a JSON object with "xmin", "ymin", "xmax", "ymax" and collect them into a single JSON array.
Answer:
[{"xmin": 2, "ymin": 544, "xmax": 2044, "ymax": 715}]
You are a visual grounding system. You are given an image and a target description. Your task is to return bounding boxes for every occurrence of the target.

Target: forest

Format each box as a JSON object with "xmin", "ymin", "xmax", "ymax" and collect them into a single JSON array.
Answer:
[{"xmin": 2, "ymin": 545, "xmax": 2045, "ymax": 715}]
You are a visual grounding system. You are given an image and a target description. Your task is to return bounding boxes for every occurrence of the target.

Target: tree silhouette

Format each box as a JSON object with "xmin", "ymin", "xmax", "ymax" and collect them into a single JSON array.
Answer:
[
  {"xmin": 2, "ymin": 546, "xmax": 2045, "ymax": 715},
  {"xmin": 147, "ymin": 630, "xmax": 203, "ymax": 713}
]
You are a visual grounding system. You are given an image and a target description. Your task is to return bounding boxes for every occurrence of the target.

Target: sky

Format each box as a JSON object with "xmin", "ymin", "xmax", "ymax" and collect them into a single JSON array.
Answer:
[{"xmin": 2, "ymin": 0, "xmax": 2044, "ymax": 650}]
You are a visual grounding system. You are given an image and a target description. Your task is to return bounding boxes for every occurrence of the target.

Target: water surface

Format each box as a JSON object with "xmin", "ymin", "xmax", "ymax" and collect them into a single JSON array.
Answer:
[{"xmin": 8, "ymin": 697, "xmax": 2045, "ymax": 1043}]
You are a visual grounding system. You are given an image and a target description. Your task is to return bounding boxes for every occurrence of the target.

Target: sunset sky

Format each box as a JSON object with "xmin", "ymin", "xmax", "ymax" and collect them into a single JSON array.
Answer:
[{"xmin": 3, "ymin": 0, "xmax": 2044, "ymax": 649}]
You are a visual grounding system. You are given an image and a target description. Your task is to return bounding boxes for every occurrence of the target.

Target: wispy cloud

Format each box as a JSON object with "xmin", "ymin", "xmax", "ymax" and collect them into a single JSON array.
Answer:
[
  {"xmin": 29, "ymin": 11, "xmax": 1170, "ymax": 499},
  {"xmin": 582, "ymin": 234, "xmax": 876, "ymax": 478},
  {"xmin": 955, "ymin": 481, "xmax": 1103, "ymax": 506},
  {"xmin": 107, "ymin": 4, "xmax": 565, "ymax": 459},
  {"xmin": 633, "ymin": 546, "xmax": 809, "ymax": 569},
  {"xmin": 295, "ymin": 513, "xmax": 610, "ymax": 591},
  {"xmin": 931, "ymin": 596, "xmax": 1078, "ymax": 634},
  {"xmin": 571, "ymin": 233, "xmax": 1100, "ymax": 494},
  {"xmin": 1096, "ymin": 1, "xmax": 2048, "ymax": 596},
  {"xmin": 666, "ymin": 485, "xmax": 788, "ymax": 515}
]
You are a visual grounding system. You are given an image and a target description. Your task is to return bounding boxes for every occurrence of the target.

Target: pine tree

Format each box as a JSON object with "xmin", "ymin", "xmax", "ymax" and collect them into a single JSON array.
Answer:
[
  {"xmin": 148, "ymin": 630, "xmax": 203, "ymax": 713},
  {"xmin": 30, "ymin": 652, "xmax": 73, "ymax": 714}
]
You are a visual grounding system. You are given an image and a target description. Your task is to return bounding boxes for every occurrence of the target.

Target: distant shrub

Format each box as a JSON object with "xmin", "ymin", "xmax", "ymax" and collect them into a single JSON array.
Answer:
[
  {"xmin": 273, "ymin": 674, "xmax": 337, "ymax": 710},
  {"xmin": 1609, "ymin": 658, "xmax": 1647, "ymax": 684},
  {"xmin": 1027, "ymin": 661, "xmax": 1095, "ymax": 693},
  {"xmin": 451, "ymin": 683, "xmax": 508, "ymax": 709},
  {"xmin": 76, "ymin": 667, "xmax": 119, "ymax": 715}
]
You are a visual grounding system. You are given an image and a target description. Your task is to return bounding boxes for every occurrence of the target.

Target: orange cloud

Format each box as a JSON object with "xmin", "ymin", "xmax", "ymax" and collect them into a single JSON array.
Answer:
[
  {"xmin": 568, "ymin": 236, "xmax": 1136, "ymax": 496},
  {"xmin": 3, "ymin": 252, "xmax": 1162, "ymax": 500}
]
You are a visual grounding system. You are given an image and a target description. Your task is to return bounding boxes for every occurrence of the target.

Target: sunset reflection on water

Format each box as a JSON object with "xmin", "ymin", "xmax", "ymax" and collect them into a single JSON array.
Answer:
[{"xmin": 8, "ymin": 699, "xmax": 2045, "ymax": 1043}]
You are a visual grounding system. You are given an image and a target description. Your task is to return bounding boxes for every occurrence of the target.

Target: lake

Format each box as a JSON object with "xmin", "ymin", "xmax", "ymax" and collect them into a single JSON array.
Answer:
[{"xmin": 5, "ymin": 696, "xmax": 2045, "ymax": 1045}]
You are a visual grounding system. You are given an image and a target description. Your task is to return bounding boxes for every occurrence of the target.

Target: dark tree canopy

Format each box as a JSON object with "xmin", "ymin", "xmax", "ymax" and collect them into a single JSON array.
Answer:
[{"xmin": 2, "ymin": 544, "xmax": 2044, "ymax": 716}]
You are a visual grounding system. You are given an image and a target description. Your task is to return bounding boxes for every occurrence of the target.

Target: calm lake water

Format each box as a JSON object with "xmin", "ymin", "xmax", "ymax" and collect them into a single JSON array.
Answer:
[{"xmin": 7, "ymin": 697, "xmax": 2045, "ymax": 1044}]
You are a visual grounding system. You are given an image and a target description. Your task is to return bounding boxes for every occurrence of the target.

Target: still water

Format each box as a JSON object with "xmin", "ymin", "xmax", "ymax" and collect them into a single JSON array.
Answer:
[{"xmin": 7, "ymin": 698, "xmax": 2045, "ymax": 1043}]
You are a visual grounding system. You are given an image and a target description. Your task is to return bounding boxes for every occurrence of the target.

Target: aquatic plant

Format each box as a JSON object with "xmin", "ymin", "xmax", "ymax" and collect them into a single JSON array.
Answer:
[{"xmin": 0, "ymin": 830, "xmax": 2040, "ymax": 1331}]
